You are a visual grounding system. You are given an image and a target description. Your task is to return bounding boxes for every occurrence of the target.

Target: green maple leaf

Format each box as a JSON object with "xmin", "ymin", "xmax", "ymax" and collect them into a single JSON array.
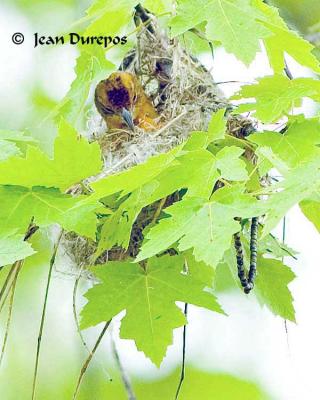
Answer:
[
  {"xmin": 0, "ymin": 233, "xmax": 36, "ymax": 267},
  {"xmin": 151, "ymin": 149, "xmax": 219, "ymax": 199},
  {"xmin": 216, "ymin": 146, "xmax": 248, "ymax": 181},
  {"xmin": 183, "ymin": 109, "xmax": 228, "ymax": 150},
  {"xmin": 170, "ymin": 0, "xmax": 271, "ymax": 65},
  {"xmin": 207, "ymin": 108, "xmax": 227, "ymax": 142},
  {"xmin": 84, "ymin": 0, "xmax": 137, "ymax": 36},
  {"xmin": 259, "ymin": 233, "xmax": 298, "ymax": 260},
  {"xmin": 136, "ymin": 197, "xmax": 204, "ymax": 263},
  {"xmin": 83, "ymin": 0, "xmax": 171, "ymax": 37},
  {"xmin": 250, "ymin": 118, "xmax": 320, "ymax": 232},
  {"xmin": 249, "ymin": 117, "xmax": 320, "ymax": 172},
  {"xmin": 262, "ymin": 158, "xmax": 320, "ymax": 235},
  {"xmin": 0, "ymin": 140, "xmax": 20, "ymax": 161},
  {"xmin": 80, "ymin": 255, "xmax": 224, "ymax": 365},
  {"xmin": 255, "ymin": 257, "xmax": 296, "ymax": 322},
  {"xmin": 0, "ymin": 129, "xmax": 35, "ymax": 143},
  {"xmin": 183, "ymin": 110, "xmax": 227, "ymax": 152},
  {"xmin": 0, "ymin": 119, "xmax": 102, "ymax": 191},
  {"xmin": 177, "ymin": 188, "xmax": 262, "ymax": 267},
  {"xmin": 0, "ymin": 129, "xmax": 36, "ymax": 161},
  {"xmin": 233, "ymin": 75, "xmax": 320, "ymax": 123},
  {"xmin": 183, "ymin": 250, "xmax": 216, "ymax": 286},
  {"xmin": 143, "ymin": 0, "xmax": 172, "ymax": 14},
  {"xmin": 94, "ymin": 134, "xmax": 251, "ymax": 256},
  {"xmin": 137, "ymin": 186, "xmax": 262, "ymax": 267},
  {"xmin": 96, "ymin": 148, "xmax": 219, "ymax": 255},
  {"xmin": 214, "ymin": 249, "xmax": 243, "ymax": 293},
  {"xmin": 170, "ymin": 0, "xmax": 320, "ymax": 71},
  {"xmin": 89, "ymin": 145, "xmax": 181, "ymax": 202},
  {"xmin": 215, "ymin": 250, "xmax": 296, "ymax": 321},
  {"xmin": 0, "ymin": 186, "xmax": 101, "ymax": 239},
  {"xmin": 253, "ymin": 0, "xmax": 320, "ymax": 73},
  {"xmin": 264, "ymin": 24, "xmax": 320, "ymax": 74},
  {"xmin": 92, "ymin": 146, "xmax": 218, "ymax": 256},
  {"xmin": 89, "ymin": 110, "xmax": 228, "ymax": 205},
  {"xmin": 300, "ymin": 194, "xmax": 320, "ymax": 233},
  {"xmin": 96, "ymin": 181, "xmax": 159, "ymax": 254},
  {"xmin": 182, "ymin": 131, "xmax": 211, "ymax": 152},
  {"xmin": 56, "ymin": 47, "xmax": 114, "ymax": 127}
]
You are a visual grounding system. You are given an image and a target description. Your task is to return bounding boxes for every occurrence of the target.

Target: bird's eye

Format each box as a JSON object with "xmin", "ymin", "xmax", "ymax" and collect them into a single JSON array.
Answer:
[{"xmin": 100, "ymin": 104, "xmax": 114, "ymax": 115}]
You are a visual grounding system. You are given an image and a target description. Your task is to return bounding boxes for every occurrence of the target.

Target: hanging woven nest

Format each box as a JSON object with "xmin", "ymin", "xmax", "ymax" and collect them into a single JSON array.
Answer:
[{"xmin": 62, "ymin": 4, "xmax": 256, "ymax": 270}]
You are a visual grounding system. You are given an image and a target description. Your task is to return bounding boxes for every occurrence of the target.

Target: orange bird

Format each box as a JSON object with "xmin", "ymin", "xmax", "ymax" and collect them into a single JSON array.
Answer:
[{"xmin": 95, "ymin": 72, "xmax": 159, "ymax": 132}]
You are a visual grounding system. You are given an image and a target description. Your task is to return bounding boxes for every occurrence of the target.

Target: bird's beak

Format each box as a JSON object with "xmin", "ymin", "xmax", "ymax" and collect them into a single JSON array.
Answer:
[{"xmin": 121, "ymin": 108, "xmax": 135, "ymax": 132}]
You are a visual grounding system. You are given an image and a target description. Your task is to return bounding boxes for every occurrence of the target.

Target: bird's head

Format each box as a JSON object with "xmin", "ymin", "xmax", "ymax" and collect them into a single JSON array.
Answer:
[{"xmin": 95, "ymin": 72, "xmax": 139, "ymax": 131}]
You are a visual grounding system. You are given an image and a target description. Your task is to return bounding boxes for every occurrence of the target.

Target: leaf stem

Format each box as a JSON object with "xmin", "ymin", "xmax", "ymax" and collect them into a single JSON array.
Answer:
[
  {"xmin": 0, "ymin": 266, "xmax": 19, "ymax": 367},
  {"xmin": 0, "ymin": 221, "xmax": 38, "ymax": 315},
  {"xmin": 225, "ymin": 133, "xmax": 256, "ymax": 151},
  {"xmin": 31, "ymin": 230, "xmax": 63, "ymax": 400},
  {"xmin": 72, "ymin": 271, "xmax": 112, "ymax": 382},
  {"xmin": 151, "ymin": 197, "xmax": 167, "ymax": 225},
  {"xmin": 72, "ymin": 320, "xmax": 111, "ymax": 400},
  {"xmin": 175, "ymin": 302, "xmax": 188, "ymax": 400},
  {"xmin": 0, "ymin": 262, "xmax": 19, "ymax": 310},
  {"xmin": 111, "ymin": 332, "xmax": 136, "ymax": 400}
]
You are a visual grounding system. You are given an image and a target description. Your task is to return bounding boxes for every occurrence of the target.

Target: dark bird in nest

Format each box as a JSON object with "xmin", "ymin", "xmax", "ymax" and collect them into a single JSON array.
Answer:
[
  {"xmin": 95, "ymin": 71, "xmax": 160, "ymax": 132},
  {"xmin": 94, "ymin": 5, "xmax": 167, "ymax": 133}
]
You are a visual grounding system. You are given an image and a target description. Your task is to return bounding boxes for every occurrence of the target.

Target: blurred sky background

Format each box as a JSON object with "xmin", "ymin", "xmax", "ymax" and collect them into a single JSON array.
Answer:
[{"xmin": 0, "ymin": 1, "xmax": 320, "ymax": 399}]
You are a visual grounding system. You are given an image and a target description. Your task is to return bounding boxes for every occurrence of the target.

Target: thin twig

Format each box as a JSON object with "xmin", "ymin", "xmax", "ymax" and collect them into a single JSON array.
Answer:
[
  {"xmin": 175, "ymin": 303, "xmax": 188, "ymax": 400},
  {"xmin": 111, "ymin": 333, "xmax": 136, "ymax": 400},
  {"xmin": 0, "ymin": 267, "xmax": 20, "ymax": 366},
  {"xmin": 189, "ymin": 28, "xmax": 214, "ymax": 62},
  {"xmin": 0, "ymin": 262, "xmax": 19, "ymax": 306},
  {"xmin": 267, "ymin": 232, "xmax": 297, "ymax": 260},
  {"xmin": 72, "ymin": 321, "xmax": 111, "ymax": 400},
  {"xmin": 216, "ymin": 80, "xmax": 253, "ymax": 85},
  {"xmin": 225, "ymin": 133, "xmax": 256, "ymax": 151},
  {"xmin": 72, "ymin": 266, "xmax": 91, "ymax": 353},
  {"xmin": 0, "ymin": 222, "xmax": 38, "ymax": 315},
  {"xmin": 282, "ymin": 216, "xmax": 286, "ymax": 245},
  {"xmin": 89, "ymin": 153, "xmax": 133, "ymax": 183},
  {"xmin": 151, "ymin": 197, "xmax": 167, "ymax": 225},
  {"xmin": 153, "ymin": 111, "xmax": 187, "ymax": 137},
  {"xmin": 72, "ymin": 266, "xmax": 112, "ymax": 382},
  {"xmin": 284, "ymin": 60, "xmax": 293, "ymax": 80},
  {"xmin": 31, "ymin": 230, "xmax": 63, "ymax": 400},
  {"xmin": 0, "ymin": 282, "xmax": 12, "ymax": 315}
]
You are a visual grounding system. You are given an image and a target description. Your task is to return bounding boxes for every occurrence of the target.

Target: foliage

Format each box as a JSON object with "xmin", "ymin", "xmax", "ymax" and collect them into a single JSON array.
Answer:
[
  {"xmin": 169, "ymin": 0, "xmax": 320, "ymax": 72},
  {"xmin": 1, "ymin": 0, "xmax": 320, "ymax": 382},
  {"xmin": 233, "ymin": 75, "xmax": 320, "ymax": 123},
  {"xmin": 0, "ymin": 129, "xmax": 36, "ymax": 161},
  {"xmin": 0, "ymin": 233, "xmax": 36, "ymax": 267},
  {"xmin": 81, "ymin": 255, "xmax": 223, "ymax": 365},
  {"xmin": 0, "ymin": 119, "xmax": 103, "ymax": 191}
]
